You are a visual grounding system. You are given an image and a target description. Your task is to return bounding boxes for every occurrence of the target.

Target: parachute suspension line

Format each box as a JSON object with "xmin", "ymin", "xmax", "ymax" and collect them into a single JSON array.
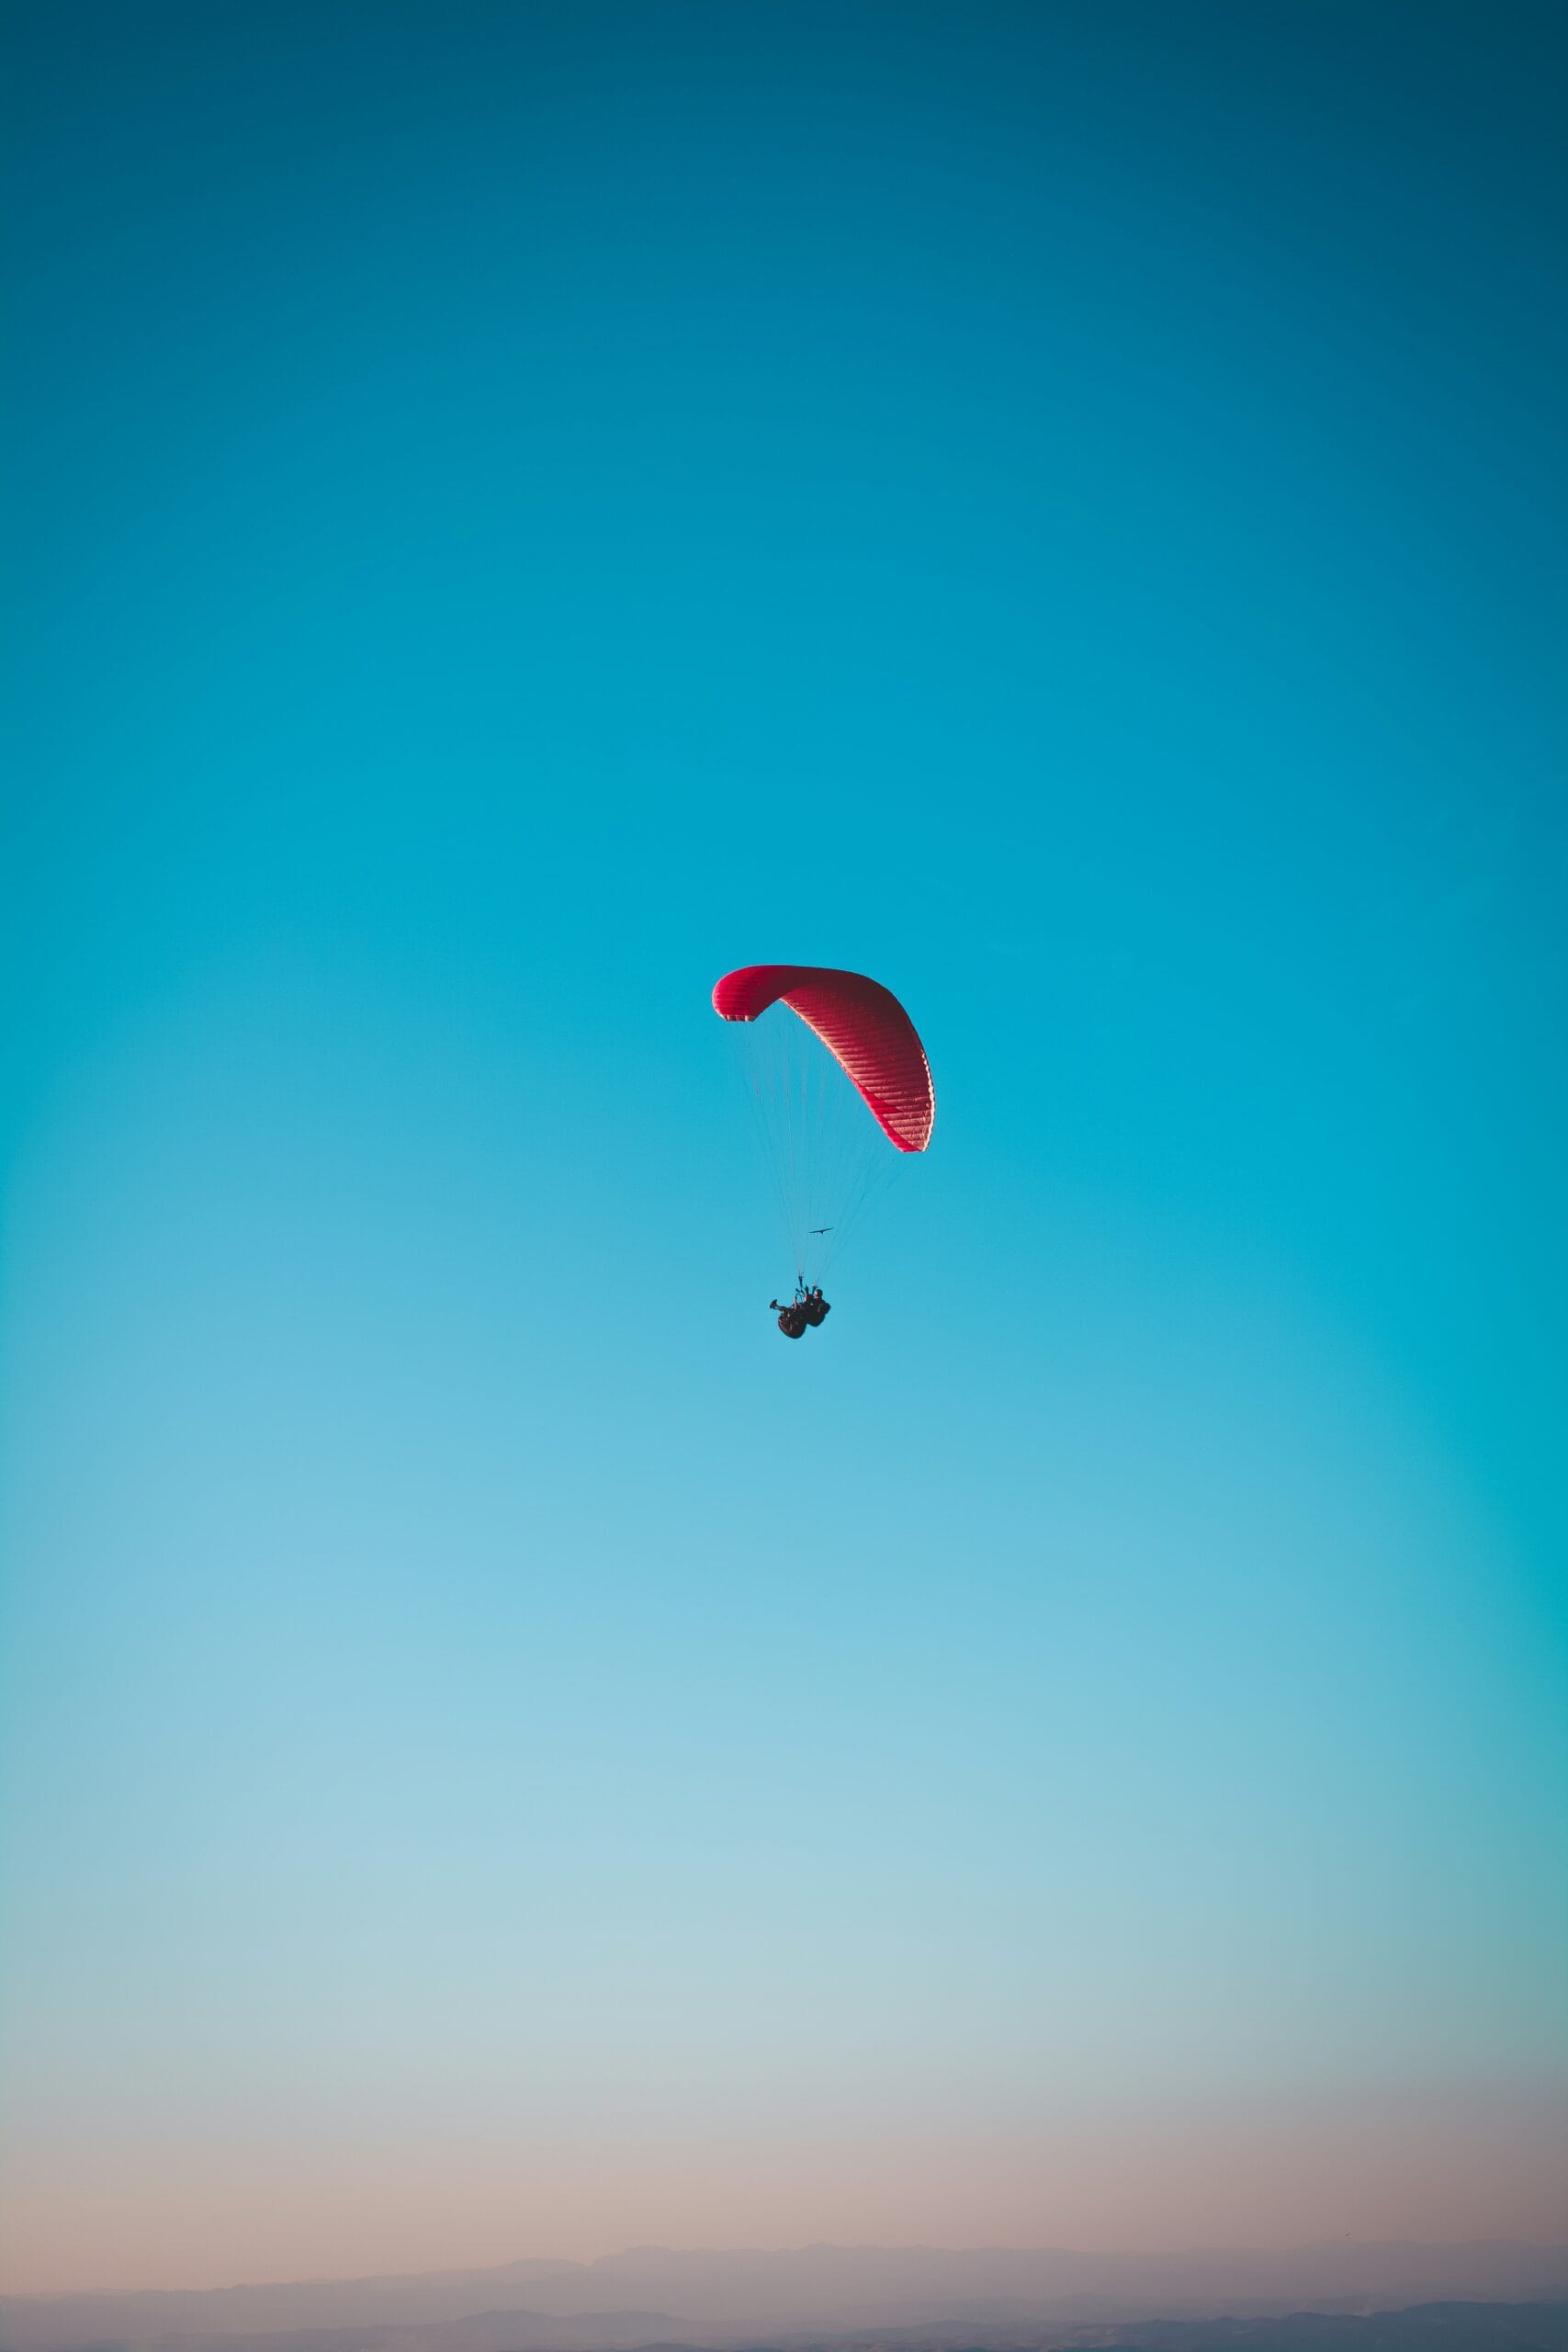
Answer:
[
  {"xmin": 727, "ymin": 984, "xmax": 926, "ymax": 1296},
  {"xmin": 823, "ymin": 1042, "xmax": 840, "ymax": 1277},
  {"xmin": 781, "ymin": 1017, "xmax": 804, "ymax": 1280},
  {"xmin": 715, "ymin": 963, "xmax": 933, "ymax": 1304},
  {"xmin": 730, "ymin": 1023, "xmax": 793, "ymax": 1277},
  {"xmin": 826, "ymin": 1142, "xmax": 907, "ymax": 1277},
  {"xmin": 781, "ymin": 1005, "xmax": 804, "ymax": 1279}
]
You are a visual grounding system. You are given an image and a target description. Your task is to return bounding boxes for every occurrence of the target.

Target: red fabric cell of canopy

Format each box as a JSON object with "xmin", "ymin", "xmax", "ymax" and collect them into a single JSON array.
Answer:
[{"xmin": 712, "ymin": 965, "xmax": 935, "ymax": 1153}]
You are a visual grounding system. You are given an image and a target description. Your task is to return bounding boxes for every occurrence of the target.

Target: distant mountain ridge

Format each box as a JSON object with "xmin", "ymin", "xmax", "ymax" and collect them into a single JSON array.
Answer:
[
  {"xmin": 6, "ymin": 2245, "xmax": 1568, "ymax": 2352},
  {"xmin": 1055, "ymin": 2308, "xmax": 1568, "ymax": 2352},
  {"xmin": 9, "ymin": 2308, "xmax": 1568, "ymax": 2352}
]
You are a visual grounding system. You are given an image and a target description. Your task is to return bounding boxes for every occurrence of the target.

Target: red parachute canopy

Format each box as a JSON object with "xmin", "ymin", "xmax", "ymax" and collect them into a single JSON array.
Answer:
[{"xmin": 712, "ymin": 966, "xmax": 935, "ymax": 1153}]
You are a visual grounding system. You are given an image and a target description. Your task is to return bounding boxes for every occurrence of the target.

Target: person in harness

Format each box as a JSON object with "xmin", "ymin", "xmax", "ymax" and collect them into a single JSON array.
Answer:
[{"xmin": 770, "ymin": 1283, "xmax": 830, "ymax": 1337}]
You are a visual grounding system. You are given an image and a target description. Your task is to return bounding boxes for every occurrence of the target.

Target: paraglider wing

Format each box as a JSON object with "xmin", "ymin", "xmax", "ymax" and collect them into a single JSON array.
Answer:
[{"xmin": 712, "ymin": 966, "xmax": 935, "ymax": 1153}]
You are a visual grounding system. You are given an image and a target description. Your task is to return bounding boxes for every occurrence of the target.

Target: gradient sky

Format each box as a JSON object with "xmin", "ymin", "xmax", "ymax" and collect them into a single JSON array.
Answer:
[{"xmin": 3, "ymin": 0, "xmax": 1566, "ymax": 2298}]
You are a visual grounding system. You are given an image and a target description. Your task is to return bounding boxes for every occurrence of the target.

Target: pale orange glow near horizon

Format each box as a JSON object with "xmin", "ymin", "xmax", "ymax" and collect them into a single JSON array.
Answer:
[{"xmin": 4, "ymin": 2091, "xmax": 1564, "ymax": 2297}]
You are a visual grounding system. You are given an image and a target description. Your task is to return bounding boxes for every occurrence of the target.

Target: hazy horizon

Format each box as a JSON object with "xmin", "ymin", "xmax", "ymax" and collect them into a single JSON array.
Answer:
[
  {"xmin": 6, "ymin": 2097, "xmax": 1567, "ymax": 2297},
  {"xmin": 7, "ymin": 2229, "xmax": 1568, "ymax": 2318}
]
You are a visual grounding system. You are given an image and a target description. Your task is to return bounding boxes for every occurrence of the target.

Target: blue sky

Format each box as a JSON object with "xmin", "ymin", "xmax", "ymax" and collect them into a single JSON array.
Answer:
[{"xmin": 2, "ymin": 0, "xmax": 1565, "ymax": 2293}]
